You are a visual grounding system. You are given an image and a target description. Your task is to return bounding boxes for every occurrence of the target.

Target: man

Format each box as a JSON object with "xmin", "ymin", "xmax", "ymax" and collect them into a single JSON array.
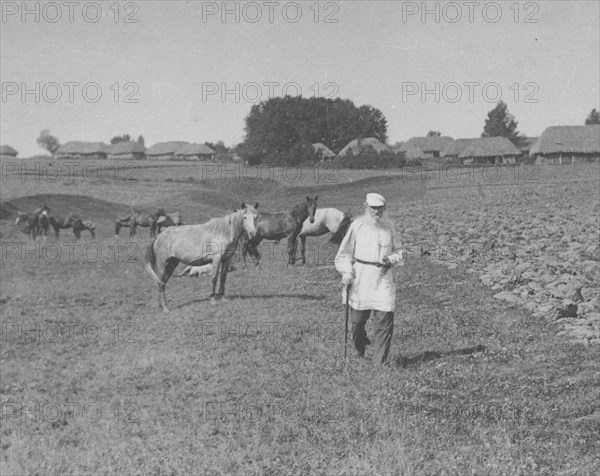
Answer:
[{"xmin": 335, "ymin": 193, "xmax": 404, "ymax": 364}]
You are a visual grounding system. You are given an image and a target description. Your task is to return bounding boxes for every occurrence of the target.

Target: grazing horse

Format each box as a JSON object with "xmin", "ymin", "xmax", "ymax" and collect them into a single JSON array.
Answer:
[
  {"xmin": 48, "ymin": 213, "xmax": 78, "ymax": 238},
  {"xmin": 115, "ymin": 210, "xmax": 165, "ymax": 237},
  {"xmin": 297, "ymin": 208, "xmax": 352, "ymax": 265},
  {"xmin": 151, "ymin": 211, "xmax": 184, "ymax": 235},
  {"xmin": 243, "ymin": 196, "xmax": 318, "ymax": 266},
  {"xmin": 15, "ymin": 206, "xmax": 50, "ymax": 240},
  {"xmin": 15, "ymin": 212, "xmax": 37, "ymax": 239},
  {"xmin": 73, "ymin": 219, "xmax": 96, "ymax": 239},
  {"xmin": 145, "ymin": 203, "xmax": 259, "ymax": 311}
]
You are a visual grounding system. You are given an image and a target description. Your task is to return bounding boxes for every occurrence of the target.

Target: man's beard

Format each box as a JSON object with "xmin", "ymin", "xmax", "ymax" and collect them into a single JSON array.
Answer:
[{"xmin": 362, "ymin": 211, "xmax": 384, "ymax": 226}]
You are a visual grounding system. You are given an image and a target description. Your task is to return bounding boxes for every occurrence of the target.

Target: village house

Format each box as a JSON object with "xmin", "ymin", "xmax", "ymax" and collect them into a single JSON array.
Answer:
[
  {"xmin": 107, "ymin": 141, "xmax": 146, "ymax": 160},
  {"xmin": 442, "ymin": 137, "xmax": 521, "ymax": 165},
  {"xmin": 173, "ymin": 143, "xmax": 217, "ymax": 161},
  {"xmin": 399, "ymin": 136, "xmax": 455, "ymax": 159},
  {"xmin": 0, "ymin": 145, "xmax": 18, "ymax": 158},
  {"xmin": 54, "ymin": 142, "xmax": 109, "ymax": 160},
  {"xmin": 312, "ymin": 142, "xmax": 336, "ymax": 161},
  {"xmin": 529, "ymin": 125, "xmax": 600, "ymax": 164},
  {"xmin": 145, "ymin": 142, "xmax": 190, "ymax": 160},
  {"xmin": 337, "ymin": 137, "xmax": 388, "ymax": 157}
]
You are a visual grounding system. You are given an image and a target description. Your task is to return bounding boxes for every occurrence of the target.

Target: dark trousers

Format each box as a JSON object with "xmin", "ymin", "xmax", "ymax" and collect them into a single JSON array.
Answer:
[{"xmin": 350, "ymin": 308, "xmax": 394, "ymax": 364}]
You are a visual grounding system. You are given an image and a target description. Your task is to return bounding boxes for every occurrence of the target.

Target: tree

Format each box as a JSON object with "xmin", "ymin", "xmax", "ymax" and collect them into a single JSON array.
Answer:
[
  {"xmin": 137, "ymin": 135, "xmax": 145, "ymax": 146},
  {"xmin": 481, "ymin": 101, "xmax": 522, "ymax": 146},
  {"xmin": 427, "ymin": 130, "xmax": 441, "ymax": 137},
  {"xmin": 241, "ymin": 96, "xmax": 388, "ymax": 164},
  {"xmin": 36, "ymin": 129, "xmax": 60, "ymax": 154},
  {"xmin": 585, "ymin": 108, "xmax": 600, "ymax": 125},
  {"xmin": 110, "ymin": 134, "xmax": 132, "ymax": 144},
  {"xmin": 205, "ymin": 141, "xmax": 228, "ymax": 154}
]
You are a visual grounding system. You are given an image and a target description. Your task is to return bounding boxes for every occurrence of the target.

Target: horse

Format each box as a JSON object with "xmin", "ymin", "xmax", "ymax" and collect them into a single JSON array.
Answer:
[
  {"xmin": 15, "ymin": 206, "xmax": 50, "ymax": 240},
  {"xmin": 297, "ymin": 208, "xmax": 352, "ymax": 265},
  {"xmin": 243, "ymin": 196, "xmax": 318, "ymax": 266},
  {"xmin": 115, "ymin": 210, "xmax": 165, "ymax": 237},
  {"xmin": 48, "ymin": 213, "xmax": 78, "ymax": 238},
  {"xmin": 151, "ymin": 211, "xmax": 184, "ymax": 235},
  {"xmin": 145, "ymin": 203, "xmax": 259, "ymax": 311},
  {"xmin": 73, "ymin": 219, "xmax": 96, "ymax": 239},
  {"xmin": 15, "ymin": 212, "xmax": 38, "ymax": 239}
]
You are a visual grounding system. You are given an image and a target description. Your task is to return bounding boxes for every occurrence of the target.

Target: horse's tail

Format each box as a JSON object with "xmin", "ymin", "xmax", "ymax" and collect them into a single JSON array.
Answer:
[
  {"xmin": 330, "ymin": 212, "xmax": 352, "ymax": 244},
  {"xmin": 145, "ymin": 237, "xmax": 163, "ymax": 285}
]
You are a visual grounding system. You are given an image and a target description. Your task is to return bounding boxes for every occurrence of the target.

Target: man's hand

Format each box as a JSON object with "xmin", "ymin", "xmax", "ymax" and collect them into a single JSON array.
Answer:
[
  {"xmin": 382, "ymin": 256, "xmax": 391, "ymax": 266},
  {"xmin": 341, "ymin": 274, "xmax": 353, "ymax": 286}
]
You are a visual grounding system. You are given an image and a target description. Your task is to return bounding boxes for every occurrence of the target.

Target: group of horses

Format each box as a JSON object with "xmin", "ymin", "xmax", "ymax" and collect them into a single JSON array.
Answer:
[
  {"xmin": 145, "ymin": 196, "xmax": 352, "ymax": 311},
  {"xmin": 114, "ymin": 209, "xmax": 184, "ymax": 237},
  {"xmin": 15, "ymin": 205, "xmax": 96, "ymax": 240}
]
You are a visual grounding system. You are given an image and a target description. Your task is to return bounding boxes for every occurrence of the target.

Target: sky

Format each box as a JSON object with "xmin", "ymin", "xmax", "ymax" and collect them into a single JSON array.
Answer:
[{"xmin": 1, "ymin": 0, "xmax": 599, "ymax": 157}]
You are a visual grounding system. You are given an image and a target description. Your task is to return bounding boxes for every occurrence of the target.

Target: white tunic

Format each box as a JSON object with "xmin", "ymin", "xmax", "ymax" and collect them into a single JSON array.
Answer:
[{"xmin": 334, "ymin": 215, "xmax": 403, "ymax": 312}]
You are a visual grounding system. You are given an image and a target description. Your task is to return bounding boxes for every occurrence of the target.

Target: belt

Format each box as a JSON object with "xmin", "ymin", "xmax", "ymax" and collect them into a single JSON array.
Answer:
[
  {"xmin": 353, "ymin": 258, "xmax": 386, "ymax": 268},
  {"xmin": 353, "ymin": 258, "xmax": 391, "ymax": 276}
]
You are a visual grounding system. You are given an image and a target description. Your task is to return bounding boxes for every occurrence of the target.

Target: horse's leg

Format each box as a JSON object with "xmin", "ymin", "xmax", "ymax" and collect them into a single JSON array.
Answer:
[
  {"xmin": 287, "ymin": 234, "xmax": 299, "ymax": 265},
  {"xmin": 210, "ymin": 257, "xmax": 222, "ymax": 302},
  {"xmin": 217, "ymin": 256, "xmax": 233, "ymax": 298},
  {"xmin": 160, "ymin": 258, "xmax": 179, "ymax": 311},
  {"xmin": 130, "ymin": 221, "xmax": 136, "ymax": 237},
  {"xmin": 300, "ymin": 235, "xmax": 307, "ymax": 265},
  {"xmin": 115, "ymin": 222, "xmax": 120, "ymax": 237}
]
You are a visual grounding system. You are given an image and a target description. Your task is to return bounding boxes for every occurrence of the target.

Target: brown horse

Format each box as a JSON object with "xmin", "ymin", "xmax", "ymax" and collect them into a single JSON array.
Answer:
[
  {"xmin": 145, "ymin": 203, "xmax": 259, "ymax": 311},
  {"xmin": 243, "ymin": 196, "xmax": 318, "ymax": 266},
  {"xmin": 115, "ymin": 210, "xmax": 165, "ymax": 237},
  {"xmin": 15, "ymin": 205, "xmax": 51, "ymax": 240},
  {"xmin": 151, "ymin": 211, "xmax": 184, "ymax": 235},
  {"xmin": 73, "ymin": 219, "xmax": 96, "ymax": 239},
  {"xmin": 47, "ymin": 213, "xmax": 78, "ymax": 238}
]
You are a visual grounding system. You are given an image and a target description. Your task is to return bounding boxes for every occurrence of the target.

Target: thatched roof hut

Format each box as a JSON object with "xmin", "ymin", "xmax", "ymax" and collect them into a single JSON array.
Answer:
[
  {"xmin": 404, "ymin": 148, "xmax": 424, "ymax": 160},
  {"xmin": 173, "ymin": 143, "xmax": 216, "ymax": 161},
  {"xmin": 399, "ymin": 136, "xmax": 454, "ymax": 158},
  {"xmin": 107, "ymin": 141, "xmax": 146, "ymax": 160},
  {"xmin": 457, "ymin": 137, "xmax": 521, "ymax": 164},
  {"xmin": 337, "ymin": 137, "xmax": 388, "ymax": 157},
  {"xmin": 55, "ymin": 141, "xmax": 109, "ymax": 160},
  {"xmin": 312, "ymin": 143, "xmax": 336, "ymax": 160},
  {"xmin": 530, "ymin": 125, "xmax": 600, "ymax": 164},
  {"xmin": 0, "ymin": 145, "xmax": 18, "ymax": 157},
  {"xmin": 441, "ymin": 138, "xmax": 476, "ymax": 158},
  {"xmin": 146, "ymin": 141, "xmax": 190, "ymax": 160}
]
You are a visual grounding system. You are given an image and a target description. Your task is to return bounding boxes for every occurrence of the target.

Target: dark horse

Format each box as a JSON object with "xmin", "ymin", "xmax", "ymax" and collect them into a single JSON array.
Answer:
[
  {"xmin": 73, "ymin": 219, "xmax": 96, "ymax": 239},
  {"xmin": 48, "ymin": 213, "xmax": 78, "ymax": 238},
  {"xmin": 115, "ymin": 210, "xmax": 165, "ymax": 237},
  {"xmin": 243, "ymin": 196, "xmax": 318, "ymax": 266},
  {"xmin": 145, "ymin": 203, "xmax": 259, "ymax": 311},
  {"xmin": 15, "ymin": 205, "xmax": 51, "ymax": 240},
  {"xmin": 151, "ymin": 210, "xmax": 184, "ymax": 236}
]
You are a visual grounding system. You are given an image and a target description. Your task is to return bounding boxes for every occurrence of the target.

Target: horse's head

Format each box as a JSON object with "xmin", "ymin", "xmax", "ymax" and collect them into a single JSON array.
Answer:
[
  {"xmin": 306, "ymin": 196, "xmax": 318, "ymax": 223},
  {"xmin": 241, "ymin": 202, "xmax": 259, "ymax": 239}
]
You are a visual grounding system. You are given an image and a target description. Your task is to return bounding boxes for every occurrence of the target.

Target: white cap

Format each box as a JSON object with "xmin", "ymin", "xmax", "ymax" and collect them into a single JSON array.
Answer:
[{"xmin": 366, "ymin": 193, "xmax": 386, "ymax": 207}]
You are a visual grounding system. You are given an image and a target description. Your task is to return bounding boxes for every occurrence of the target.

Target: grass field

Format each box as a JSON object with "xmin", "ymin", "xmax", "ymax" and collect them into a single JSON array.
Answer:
[{"xmin": 1, "ymin": 160, "xmax": 599, "ymax": 475}]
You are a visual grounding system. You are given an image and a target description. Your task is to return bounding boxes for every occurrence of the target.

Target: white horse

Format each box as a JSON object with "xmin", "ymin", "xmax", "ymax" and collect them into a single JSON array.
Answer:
[{"xmin": 297, "ymin": 208, "xmax": 352, "ymax": 265}]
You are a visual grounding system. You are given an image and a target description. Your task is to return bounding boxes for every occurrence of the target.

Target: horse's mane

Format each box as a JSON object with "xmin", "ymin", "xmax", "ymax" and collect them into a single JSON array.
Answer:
[{"xmin": 203, "ymin": 208, "xmax": 245, "ymax": 241}]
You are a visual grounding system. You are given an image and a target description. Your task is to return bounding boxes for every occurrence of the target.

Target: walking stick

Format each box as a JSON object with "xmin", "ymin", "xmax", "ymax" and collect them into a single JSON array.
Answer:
[{"xmin": 344, "ymin": 284, "xmax": 350, "ymax": 359}]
